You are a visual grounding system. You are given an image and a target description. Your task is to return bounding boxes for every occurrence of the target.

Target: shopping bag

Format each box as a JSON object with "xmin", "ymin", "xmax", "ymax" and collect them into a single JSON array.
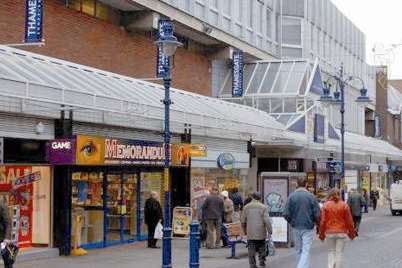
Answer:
[
  {"xmin": 154, "ymin": 222, "xmax": 164, "ymax": 240},
  {"xmin": 267, "ymin": 235, "xmax": 275, "ymax": 257}
]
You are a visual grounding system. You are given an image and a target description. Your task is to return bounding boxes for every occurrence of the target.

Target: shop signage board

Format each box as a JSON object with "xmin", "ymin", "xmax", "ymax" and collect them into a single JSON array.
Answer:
[
  {"xmin": 25, "ymin": 0, "xmax": 44, "ymax": 43},
  {"xmin": 47, "ymin": 138, "xmax": 76, "ymax": 165},
  {"xmin": 104, "ymin": 138, "xmax": 164, "ymax": 165},
  {"xmin": 172, "ymin": 207, "xmax": 192, "ymax": 236},
  {"xmin": 232, "ymin": 50, "xmax": 244, "ymax": 97},
  {"xmin": 217, "ymin": 153, "xmax": 235, "ymax": 170},
  {"xmin": 190, "ymin": 144, "xmax": 207, "ymax": 157},
  {"xmin": 156, "ymin": 19, "xmax": 171, "ymax": 78}
]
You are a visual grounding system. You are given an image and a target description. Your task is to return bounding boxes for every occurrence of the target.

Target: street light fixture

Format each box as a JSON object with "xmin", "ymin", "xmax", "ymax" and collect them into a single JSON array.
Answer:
[
  {"xmin": 319, "ymin": 64, "xmax": 372, "ymax": 188},
  {"xmin": 155, "ymin": 20, "xmax": 182, "ymax": 268}
]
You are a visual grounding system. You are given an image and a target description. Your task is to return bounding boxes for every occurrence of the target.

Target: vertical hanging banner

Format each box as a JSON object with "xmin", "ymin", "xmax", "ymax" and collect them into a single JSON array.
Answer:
[
  {"xmin": 25, "ymin": 0, "xmax": 44, "ymax": 43},
  {"xmin": 232, "ymin": 50, "xmax": 244, "ymax": 97},
  {"xmin": 156, "ymin": 19, "xmax": 172, "ymax": 78}
]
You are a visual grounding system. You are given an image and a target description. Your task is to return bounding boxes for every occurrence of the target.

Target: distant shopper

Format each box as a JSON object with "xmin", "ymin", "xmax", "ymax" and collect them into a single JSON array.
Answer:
[
  {"xmin": 347, "ymin": 189, "xmax": 365, "ymax": 235},
  {"xmin": 222, "ymin": 191, "xmax": 234, "ymax": 224},
  {"xmin": 231, "ymin": 188, "xmax": 244, "ymax": 211},
  {"xmin": 283, "ymin": 177, "xmax": 320, "ymax": 268},
  {"xmin": 319, "ymin": 189, "xmax": 356, "ymax": 268},
  {"xmin": 370, "ymin": 188, "xmax": 379, "ymax": 211},
  {"xmin": 203, "ymin": 187, "xmax": 224, "ymax": 249},
  {"xmin": 244, "ymin": 193, "xmax": 253, "ymax": 207},
  {"xmin": 241, "ymin": 192, "xmax": 272, "ymax": 268},
  {"xmin": 362, "ymin": 189, "xmax": 369, "ymax": 213},
  {"xmin": 144, "ymin": 191, "xmax": 163, "ymax": 248}
]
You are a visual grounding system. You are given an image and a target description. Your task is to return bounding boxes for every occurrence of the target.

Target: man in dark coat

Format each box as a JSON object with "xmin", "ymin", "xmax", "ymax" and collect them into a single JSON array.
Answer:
[
  {"xmin": 347, "ymin": 188, "xmax": 365, "ymax": 235},
  {"xmin": 144, "ymin": 191, "xmax": 163, "ymax": 248},
  {"xmin": 202, "ymin": 187, "xmax": 224, "ymax": 249}
]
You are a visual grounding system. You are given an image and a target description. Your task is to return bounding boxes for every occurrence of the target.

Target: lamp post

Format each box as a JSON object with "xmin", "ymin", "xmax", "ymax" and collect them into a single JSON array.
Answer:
[
  {"xmin": 319, "ymin": 64, "xmax": 372, "ymax": 188},
  {"xmin": 156, "ymin": 20, "xmax": 182, "ymax": 268}
]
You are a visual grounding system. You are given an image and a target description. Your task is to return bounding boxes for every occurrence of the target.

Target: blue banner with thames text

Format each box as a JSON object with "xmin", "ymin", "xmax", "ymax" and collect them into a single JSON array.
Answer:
[
  {"xmin": 156, "ymin": 19, "xmax": 172, "ymax": 78},
  {"xmin": 25, "ymin": 0, "xmax": 44, "ymax": 43},
  {"xmin": 232, "ymin": 50, "xmax": 244, "ymax": 97}
]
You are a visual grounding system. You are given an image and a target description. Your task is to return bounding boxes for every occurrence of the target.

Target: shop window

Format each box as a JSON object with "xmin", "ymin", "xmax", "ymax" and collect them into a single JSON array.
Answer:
[
  {"xmin": 67, "ymin": 0, "xmax": 109, "ymax": 20},
  {"xmin": 258, "ymin": 158, "xmax": 279, "ymax": 172}
]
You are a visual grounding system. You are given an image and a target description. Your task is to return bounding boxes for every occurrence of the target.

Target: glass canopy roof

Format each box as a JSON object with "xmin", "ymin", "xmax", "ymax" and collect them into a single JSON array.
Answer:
[{"xmin": 219, "ymin": 59, "xmax": 324, "ymax": 127}]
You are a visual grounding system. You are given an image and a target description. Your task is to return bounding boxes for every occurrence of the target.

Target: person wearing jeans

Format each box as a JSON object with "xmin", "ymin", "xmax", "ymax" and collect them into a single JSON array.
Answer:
[
  {"xmin": 283, "ymin": 177, "xmax": 320, "ymax": 268},
  {"xmin": 293, "ymin": 229, "xmax": 315, "ymax": 268},
  {"xmin": 319, "ymin": 189, "xmax": 356, "ymax": 268}
]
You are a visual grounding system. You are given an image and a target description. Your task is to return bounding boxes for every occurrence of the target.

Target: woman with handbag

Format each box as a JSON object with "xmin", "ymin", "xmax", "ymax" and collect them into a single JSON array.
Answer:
[{"xmin": 319, "ymin": 188, "xmax": 356, "ymax": 268}]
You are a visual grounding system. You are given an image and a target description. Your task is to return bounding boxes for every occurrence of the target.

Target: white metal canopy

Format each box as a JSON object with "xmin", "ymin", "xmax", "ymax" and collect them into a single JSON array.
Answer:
[{"xmin": 0, "ymin": 45, "xmax": 285, "ymax": 142}]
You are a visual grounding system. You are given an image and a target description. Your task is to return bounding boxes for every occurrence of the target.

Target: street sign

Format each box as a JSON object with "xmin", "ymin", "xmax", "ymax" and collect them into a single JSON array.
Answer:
[
  {"xmin": 25, "ymin": 0, "xmax": 44, "ymax": 43},
  {"xmin": 232, "ymin": 50, "xmax": 244, "ymax": 97}
]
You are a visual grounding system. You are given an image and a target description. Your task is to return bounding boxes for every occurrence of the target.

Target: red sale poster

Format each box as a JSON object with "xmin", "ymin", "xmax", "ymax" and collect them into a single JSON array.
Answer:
[{"xmin": 4, "ymin": 166, "xmax": 34, "ymax": 248}]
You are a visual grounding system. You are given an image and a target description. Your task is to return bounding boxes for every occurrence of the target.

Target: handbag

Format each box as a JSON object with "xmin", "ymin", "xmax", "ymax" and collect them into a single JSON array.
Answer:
[
  {"xmin": 1, "ymin": 240, "xmax": 19, "ymax": 265},
  {"xmin": 154, "ymin": 222, "xmax": 164, "ymax": 240},
  {"xmin": 267, "ymin": 235, "xmax": 276, "ymax": 257}
]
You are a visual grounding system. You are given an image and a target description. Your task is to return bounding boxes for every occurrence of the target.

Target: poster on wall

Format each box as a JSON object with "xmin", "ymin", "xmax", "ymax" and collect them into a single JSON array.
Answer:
[
  {"xmin": 263, "ymin": 179, "xmax": 288, "ymax": 214},
  {"xmin": 0, "ymin": 166, "xmax": 49, "ymax": 247},
  {"xmin": 190, "ymin": 174, "xmax": 208, "ymax": 220},
  {"xmin": 172, "ymin": 207, "xmax": 192, "ymax": 236}
]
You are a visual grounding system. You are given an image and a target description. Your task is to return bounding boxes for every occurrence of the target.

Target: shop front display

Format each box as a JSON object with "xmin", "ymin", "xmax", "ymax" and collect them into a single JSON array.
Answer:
[
  {"xmin": 0, "ymin": 165, "xmax": 51, "ymax": 248},
  {"xmin": 48, "ymin": 135, "xmax": 174, "ymax": 250},
  {"xmin": 190, "ymin": 167, "xmax": 247, "ymax": 220}
]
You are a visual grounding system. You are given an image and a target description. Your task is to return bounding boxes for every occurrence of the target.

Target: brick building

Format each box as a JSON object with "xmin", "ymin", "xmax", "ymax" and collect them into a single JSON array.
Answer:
[{"xmin": 0, "ymin": 0, "xmax": 211, "ymax": 96}]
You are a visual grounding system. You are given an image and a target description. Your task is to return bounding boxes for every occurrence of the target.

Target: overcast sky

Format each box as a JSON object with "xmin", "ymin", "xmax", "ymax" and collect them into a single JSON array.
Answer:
[{"xmin": 331, "ymin": 0, "xmax": 402, "ymax": 79}]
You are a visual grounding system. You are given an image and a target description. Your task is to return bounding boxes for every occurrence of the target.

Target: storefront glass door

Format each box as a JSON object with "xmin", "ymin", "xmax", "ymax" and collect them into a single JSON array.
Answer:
[
  {"xmin": 106, "ymin": 173, "xmax": 139, "ymax": 244},
  {"xmin": 106, "ymin": 173, "xmax": 123, "ymax": 245}
]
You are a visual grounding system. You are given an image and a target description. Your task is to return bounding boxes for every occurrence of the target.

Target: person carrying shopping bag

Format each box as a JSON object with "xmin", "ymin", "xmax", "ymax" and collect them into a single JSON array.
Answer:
[{"xmin": 319, "ymin": 188, "xmax": 356, "ymax": 268}]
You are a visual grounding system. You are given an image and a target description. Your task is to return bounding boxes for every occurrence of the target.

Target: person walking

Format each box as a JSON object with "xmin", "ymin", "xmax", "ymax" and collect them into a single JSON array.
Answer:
[
  {"xmin": 283, "ymin": 177, "xmax": 321, "ymax": 268},
  {"xmin": 362, "ymin": 189, "xmax": 369, "ymax": 213},
  {"xmin": 0, "ymin": 197, "xmax": 10, "ymax": 268},
  {"xmin": 241, "ymin": 192, "xmax": 272, "ymax": 268},
  {"xmin": 319, "ymin": 188, "xmax": 356, "ymax": 268},
  {"xmin": 230, "ymin": 188, "xmax": 244, "ymax": 222},
  {"xmin": 221, "ymin": 190, "xmax": 234, "ymax": 247},
  {"xmin": 203, "ymin": 187, "xmax": 224, "ymax": 249},
  {"xmin": 370, "ymin": 188, "xmax": 379, "ymax": 211},
  {"xmin": 144, "ymin": 191, "xmax": 163, "ymax": 248},
  {"xmin": 347, "ymin": 188, "xmax": 365, "ymax": 236}
]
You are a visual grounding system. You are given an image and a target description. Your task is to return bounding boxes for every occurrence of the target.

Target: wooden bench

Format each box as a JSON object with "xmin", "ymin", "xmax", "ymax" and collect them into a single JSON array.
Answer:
[{"xmin": 222, "ymin": 222, "xmax": 247, "ymax": 259}]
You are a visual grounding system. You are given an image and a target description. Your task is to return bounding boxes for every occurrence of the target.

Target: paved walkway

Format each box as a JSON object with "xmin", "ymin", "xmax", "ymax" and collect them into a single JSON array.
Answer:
[{"xmin": 14, "ymin": 208, "xmax": 395, "ymax": 268}]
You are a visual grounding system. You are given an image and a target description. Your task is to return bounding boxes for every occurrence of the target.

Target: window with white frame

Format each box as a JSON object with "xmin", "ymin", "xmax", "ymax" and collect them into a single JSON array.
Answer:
[
  {"xmin": 248, "ymin": 0, "xmax": 254, "ymax": 28},
  {"xmin": 257, "ymin": 1, "xmax": 264, "ymax": 34},
  {"xmin": 282, "ymin": 17, "xmax": 302, "ymax": 46},
  {"xmin": 266, "ymin": 7, "xmax": 273, "ymax": 39},
  {"xmin": 223, "ymin": 0, "xmax": 231, "ymax": 16}
]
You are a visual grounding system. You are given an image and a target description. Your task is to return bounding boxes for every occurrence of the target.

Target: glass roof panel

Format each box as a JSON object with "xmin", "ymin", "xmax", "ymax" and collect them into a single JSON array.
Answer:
[
  {"xmin": 243, "ymin": 64, "xmax": 256, "ymax": 91},
  {"xmin": 221, "ymin": 71, "xmax": 232, "ymax": 95},
  {"xmin": 247, "ymin": 63, "xmax": 268, "ymax": 94},
  {"xmin": 272, "ymin": 62, "xmax": 293, "ymax": 93},
  {"xmin": 257, "ymin": 98, "xmax": 270, "ymax": 113},
  {"xmin": 260, "ymin": 62, "xmax": 280, "ymax": 93},
  {"xmin": 284, "ymin": 62, "xmax": 307, "ymax": 93}
]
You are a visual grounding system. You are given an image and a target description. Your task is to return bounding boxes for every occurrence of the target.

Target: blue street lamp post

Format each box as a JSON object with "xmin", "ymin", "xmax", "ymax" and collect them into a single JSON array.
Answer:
[
  {"xmin": 320, "ymin": 64, "xmax": 371, "ymax": 188},
  {"xmin": 156, "ymin": 20, "xmax": 182, "ymax": 268}
]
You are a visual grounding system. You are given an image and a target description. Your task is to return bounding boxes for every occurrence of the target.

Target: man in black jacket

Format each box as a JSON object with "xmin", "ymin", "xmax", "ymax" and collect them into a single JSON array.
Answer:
[{"xmin": 144, "ymin": 191, "xmax": 163, "ymax": 248}]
